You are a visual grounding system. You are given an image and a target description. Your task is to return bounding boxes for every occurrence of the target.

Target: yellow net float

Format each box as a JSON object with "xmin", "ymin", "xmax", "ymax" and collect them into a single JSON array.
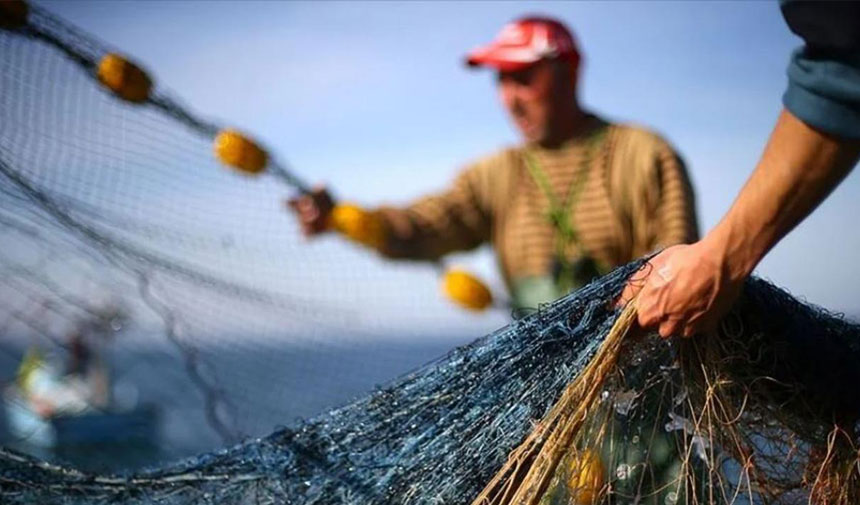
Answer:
[
  {"xmin": 442, "ymin": 269, "xmax": 493, "ymax": 311},
  {"xmin": 213, "ymin": 129, "xmax": 268, "ymax": 175},
  {"xmin": 328, "ymin": 203, "xmax": 386, "ymax": 249},
  {"xmin": 96, "ymin": 53, "xmax": 153, "ymax": 103},
  {"xmin": 0, "ymin": 0, "xmax": 28, "ymax": 29},
  {"xmin": 567, "ymin": 449, "xmax": 604, "ymax": 505}
]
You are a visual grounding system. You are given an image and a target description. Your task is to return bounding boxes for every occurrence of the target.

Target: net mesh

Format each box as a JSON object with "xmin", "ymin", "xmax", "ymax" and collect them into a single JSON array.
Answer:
[
  {"xmin": 1, "ymin": 3, "xmax": 860, "ymax": 505},
  {"xmin": 0, "ymin": 0, "xmax": 505, "ymax": 468}
]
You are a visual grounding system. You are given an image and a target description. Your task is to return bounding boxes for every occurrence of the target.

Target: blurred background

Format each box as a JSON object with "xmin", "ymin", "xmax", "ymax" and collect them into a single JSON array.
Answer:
[{"xmin": 1, "ymin": 1, "xmax": 857, "ymax": 474}]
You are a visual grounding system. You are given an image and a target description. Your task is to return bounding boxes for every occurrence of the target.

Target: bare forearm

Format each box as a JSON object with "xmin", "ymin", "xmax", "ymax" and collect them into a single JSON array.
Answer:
[
  {"xmin": 707, "ymin": 109, "xmax": 859, "ymax": 281},
  {"xmin": 631, "ymin": 1, "xmax": 860, "ymax": 338},
  {"xmin": 630, "ymin": 109, "xmax": 858, "ymax": 337}
]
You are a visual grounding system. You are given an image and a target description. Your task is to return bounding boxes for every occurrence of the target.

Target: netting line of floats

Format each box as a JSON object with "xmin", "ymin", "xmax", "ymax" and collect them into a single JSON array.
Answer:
[{"xmin": 0, "ymin": 0, "xmax": 496, "ymax": 314}]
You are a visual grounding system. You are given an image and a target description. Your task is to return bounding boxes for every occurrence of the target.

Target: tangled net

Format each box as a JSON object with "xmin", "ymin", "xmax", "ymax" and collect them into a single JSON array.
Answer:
[
  {"xmin": 1, "ymin": 263, "xmax": 859, "ymax": 504},
  {"xmin": 1, "ymin": 3, "xmax": 859, "ymax": 504},
  {"xmin": 479, "ymin": 277, "xmax": 860, "ymax": 505}
]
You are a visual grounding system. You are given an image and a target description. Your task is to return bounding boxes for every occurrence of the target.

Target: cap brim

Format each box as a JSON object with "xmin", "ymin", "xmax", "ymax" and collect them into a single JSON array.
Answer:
[{"xmin": 465, "ymin": 45, "xmax": 540, "ymax": 72}]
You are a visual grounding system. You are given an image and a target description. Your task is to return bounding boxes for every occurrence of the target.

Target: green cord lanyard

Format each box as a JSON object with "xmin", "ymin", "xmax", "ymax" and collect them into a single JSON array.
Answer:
[{"xmin": 522, "ymin": 128, "xmax": 606, "ymax": 288}]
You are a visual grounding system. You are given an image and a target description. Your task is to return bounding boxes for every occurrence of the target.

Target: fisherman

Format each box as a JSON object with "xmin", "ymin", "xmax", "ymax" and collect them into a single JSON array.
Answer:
[
  {"xmin": 289, "ymin": 16, "xmax": 699, "ymax": 312},
  {"xmin": 65, "ymin": 330, "xmax": 109, "ymax": 409},
  {"xmin": 630, "ymin": 1, "xmax": 860, "ymax": 338},
  {"xmin": 15, "ymin": 329, "xmax": 110, "ymax": 419}
]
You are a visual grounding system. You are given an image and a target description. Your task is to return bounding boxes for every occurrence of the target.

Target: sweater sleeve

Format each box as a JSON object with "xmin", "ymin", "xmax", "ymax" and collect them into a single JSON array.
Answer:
[
  {"xmin": 781, "ymin": 0, "xmax": 860, "ymax": 139},
  {"xmin": 370, "ymin": 157, "xmax": 497, "ymax": 261}
]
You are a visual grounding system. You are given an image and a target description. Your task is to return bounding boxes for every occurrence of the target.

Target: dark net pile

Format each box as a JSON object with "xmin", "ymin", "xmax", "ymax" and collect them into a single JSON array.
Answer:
[
  {"xmin": 2, "ymin": 263, "xmax": 859, "ymax": 504},
  {"xmin": 2, "ymin": 3, "xmax": 860, "ymax": 505},
  {"xmin": 0, "ymin": 262, "xmax": 639, "ymax": 504},
  {"xmin": 509, "ymin": 277, "xmax": 860, "ymax": 505}
]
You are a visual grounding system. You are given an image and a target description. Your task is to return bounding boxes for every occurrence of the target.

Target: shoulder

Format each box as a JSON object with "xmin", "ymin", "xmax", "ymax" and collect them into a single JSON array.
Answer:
[
  {"xmin": 608, "ymin": 122, "xmax": 679, "ymax": 155},
  {"xmin": 607, "ymin": 122, "xmax": 687, "ymax": 173},
  {"xmin": 604, "ymin": 122, "xmax": 690, "ymax": 196},
  {"xmin": 456, "ymin": 145, "xmax": 522, "ymax": 186},
  {"xmin": 462, "ymin": 145, "xmax": 522, "ymax": 172}
]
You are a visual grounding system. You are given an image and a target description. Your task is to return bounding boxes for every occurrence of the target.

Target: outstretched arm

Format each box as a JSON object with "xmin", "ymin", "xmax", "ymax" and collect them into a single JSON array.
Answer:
[
  {"xmin": 285, "ymin": 161, "xmax": 493, "ymax": 261},
  {"xmin": 631, "ymin": 108, "xmax": 859, "ymax": 338}
]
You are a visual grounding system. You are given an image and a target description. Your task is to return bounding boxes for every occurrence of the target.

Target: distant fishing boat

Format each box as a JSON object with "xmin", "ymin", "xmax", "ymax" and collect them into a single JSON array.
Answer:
[
  {"xmin": 3, "ymin": 388, "xmax": 158, "ymax": 449},
  {"xmin": 3, "ymin": 343, "xmax": 159, "ymax": 452}
]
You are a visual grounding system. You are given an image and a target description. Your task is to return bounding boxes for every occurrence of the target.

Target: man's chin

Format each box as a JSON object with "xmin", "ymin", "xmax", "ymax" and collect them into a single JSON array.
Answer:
[{"xmin": 519, "ymin": 128, "xmax": 545, "ymax": 144}]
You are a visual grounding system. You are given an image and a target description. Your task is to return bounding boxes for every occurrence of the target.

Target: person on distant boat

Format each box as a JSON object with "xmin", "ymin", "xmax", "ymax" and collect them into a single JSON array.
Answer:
[
  {"xmin": 16, "ymin": 346, "xmax": 87, "ymax": 418},
  {"xmin": 15, "ymin": 329, "xmax": 110, "ymax": 419},
  {"xmin": 65, "ymin": 331, "xmax": 109, "ymax": 409}
]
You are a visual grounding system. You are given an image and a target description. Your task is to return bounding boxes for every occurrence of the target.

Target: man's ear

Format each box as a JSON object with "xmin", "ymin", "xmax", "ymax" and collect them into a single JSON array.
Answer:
[
  {"xmin": 566, "ymin": 60, "xmax": 579, "ymax": 88},
  {"xmin": 552, "ymin": 58, "xmax": 578, "ymax": 88}
]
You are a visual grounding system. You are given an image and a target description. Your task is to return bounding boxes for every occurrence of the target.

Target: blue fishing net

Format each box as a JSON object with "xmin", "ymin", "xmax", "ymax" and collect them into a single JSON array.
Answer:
[
  {"xmin": 1, "ymin": 267, "xmax": 859, "ymax": 504},
  {"xmin": 0, "ymin": 262, "xmax": 634, "ymax": 503}
]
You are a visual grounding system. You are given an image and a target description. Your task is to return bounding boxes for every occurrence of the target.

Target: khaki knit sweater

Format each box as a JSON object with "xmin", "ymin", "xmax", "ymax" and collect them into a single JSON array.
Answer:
[{"xmin": 373, "ymin": 117, "xmax": 699, "ymax": 292}]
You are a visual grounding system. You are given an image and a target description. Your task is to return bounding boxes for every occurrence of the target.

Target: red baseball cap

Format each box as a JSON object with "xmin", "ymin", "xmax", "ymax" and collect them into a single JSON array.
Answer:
[{"xmin": 465, "ymin": 17, "xmax": 580, "ymax": 72}]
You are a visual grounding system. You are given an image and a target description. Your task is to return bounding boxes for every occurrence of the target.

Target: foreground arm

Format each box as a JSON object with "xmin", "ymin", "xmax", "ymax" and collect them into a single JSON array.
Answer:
[
  {"xmin": 630, "ymin": 1, "xmax": 860, "ymax": 338},
  {"xmin": 633, "ymin": 110, "xmax": 859, "ymax": 337}
]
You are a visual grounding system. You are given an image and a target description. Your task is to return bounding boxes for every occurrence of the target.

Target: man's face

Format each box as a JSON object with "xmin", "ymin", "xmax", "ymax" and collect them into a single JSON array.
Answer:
[{"xmin": 497, "ymin": 59, "xmax": 574, "ymax": 145}]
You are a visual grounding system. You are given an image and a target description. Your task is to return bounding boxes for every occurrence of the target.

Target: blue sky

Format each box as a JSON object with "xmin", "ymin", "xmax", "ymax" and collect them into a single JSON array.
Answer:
[{"xmin": 40, "ymin": 1, "xmax": 860, "ymax": 317}]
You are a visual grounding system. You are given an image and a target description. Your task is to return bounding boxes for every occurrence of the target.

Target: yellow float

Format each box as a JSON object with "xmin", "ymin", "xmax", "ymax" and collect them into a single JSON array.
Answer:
[
  {"xmin": 567, "ymin": 449, "xmax": 604, "ymax": 505},
  {"xmin": 442, "ymin": 269, "xmax": 493, "ymax": 311},
  {"xmin": 328, "ymin": 203, "xmax": 386, "ymax": 249},
  {"xmin": 96, "ymin": 53, "xmax": 152, "ymax": 103},
  {"xmin": 213, "ymin": 129, "xmax": 268, "ymax": 175}
]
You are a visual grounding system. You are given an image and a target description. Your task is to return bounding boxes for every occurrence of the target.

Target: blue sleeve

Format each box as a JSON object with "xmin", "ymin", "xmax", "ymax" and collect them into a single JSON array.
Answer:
[{"xmin": 780, "ymin": 0, "xmax": 860, "ymax": 139}]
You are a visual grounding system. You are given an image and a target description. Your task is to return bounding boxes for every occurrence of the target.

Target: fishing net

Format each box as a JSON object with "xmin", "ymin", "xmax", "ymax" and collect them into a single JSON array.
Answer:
[
  {"xmin": 1, "ymin": 259, "xmax": 859, "ymax": 504},
  {"xmin": 0, "ymin": 0, "xmax": 505, "ymax": 470},
  {"xmin": 2, "ymin": 2, "xmax": 860, "ymax": 505}
]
